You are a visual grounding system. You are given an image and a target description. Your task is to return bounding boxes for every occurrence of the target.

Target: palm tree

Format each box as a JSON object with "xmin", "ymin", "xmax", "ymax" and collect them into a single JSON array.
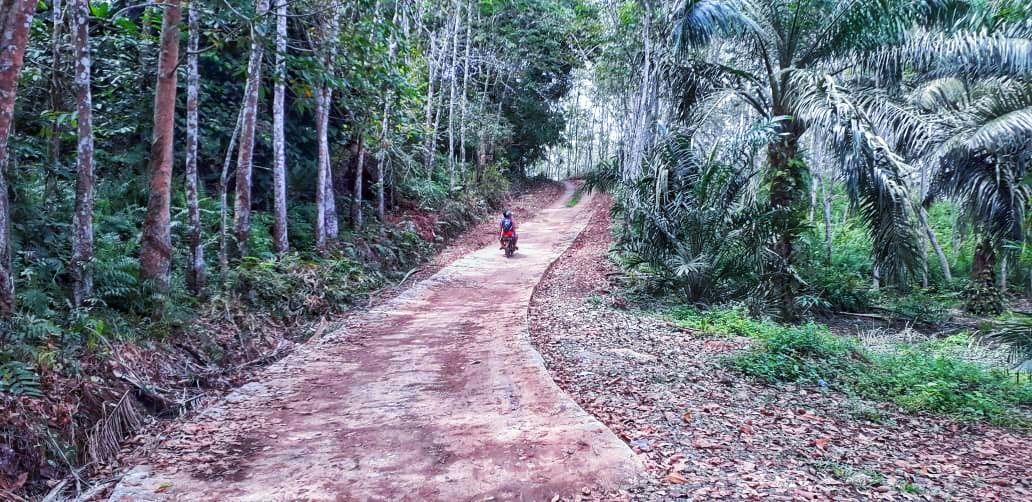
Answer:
[
  {"xmin": 668, "ymin": 0, "xmax": 1029, "ymax": 318},
  {"xmin": 921, "ymin": 78, "xmax": 1032, "ymax": 286}
]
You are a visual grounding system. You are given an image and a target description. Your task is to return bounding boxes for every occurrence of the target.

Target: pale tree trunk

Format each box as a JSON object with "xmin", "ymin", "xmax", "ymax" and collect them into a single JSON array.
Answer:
[
  {"xmin": 314, "ymin": 9, "xmax": 340, "ymax": 248},
  {"xmin": 376, "ymin": 3, "xmax": 400, "ymax": 223},
  {"xmin": 1000, "ymin": 256, "xmax": 1008, "ymax": 293},
  {"xmin": 70, "ymin": 0, "xmax": 95, "ymax": 306},
  {"xmin": 272, "ymin": 0, "xmax": 289, "ymax": 253},
  {"xmin": 0, "ymin": 0, "xmax": 36, "ymax": 316},
  {"xmin": 446, "ymin": 0, "xmax": 460, "ymax": 191},
  {"xmin": 458, "ymin": 0, "xmax": 471, "ymax": 182},
  {"xmin": 315, "ymin": 88, "xmax": 335, "ymax": 250},
  {"xmin": 819, "ymin": 174, "xmax": 833, "ymax": 261},
  {"xmin": 919, "ymin": 207, "xmax": 952, "ymax": 283},
  {"xmin": 185, "ymin": 0, "xmax": 206, "ymax": 293},
  {"xmin": 47, "ymin": 0, "xmax": 64, "ymax": 202},
  {"xmin": 233, "ymin": 0, "xmax": 270, "ymax": 258},
  {"xmin": 352, "ymin": 136, "xmax": 365, "ymax": 228},
  {"xmin": 219, "ymin": 108, "xmax": 243, "ymax": 274},
  {"xmin": 139, "ymin": 0, "xmax": 182, "ymax": 289},
  {"xmin": 423, "ymin": 35, "xmax": 438, "ymax": 178},
  {"xmin": 321, "ymin": 133, "xmax": 338, "ymax": 239},
  {"xmin": 474, "ymin": 73, "xmax": 488, "ymax": 185}
]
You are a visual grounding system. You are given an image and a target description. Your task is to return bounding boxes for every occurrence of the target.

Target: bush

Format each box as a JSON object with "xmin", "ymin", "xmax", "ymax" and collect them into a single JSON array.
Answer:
[{"xmin": 225, "ymin": 253, "xmax": 385, "ymax": 321}]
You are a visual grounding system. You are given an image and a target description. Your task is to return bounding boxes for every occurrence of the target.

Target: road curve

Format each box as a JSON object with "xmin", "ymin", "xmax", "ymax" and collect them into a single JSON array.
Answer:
[{"xmin": 109, "ymin": 181, "xmax": 641, "ymax": 501}]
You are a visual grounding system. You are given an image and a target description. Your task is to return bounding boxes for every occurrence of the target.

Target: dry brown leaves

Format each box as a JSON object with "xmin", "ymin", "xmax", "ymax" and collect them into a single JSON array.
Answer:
[{"xmin": 529, "ymin": 198, "xmax": 1032, "ymax": 501}]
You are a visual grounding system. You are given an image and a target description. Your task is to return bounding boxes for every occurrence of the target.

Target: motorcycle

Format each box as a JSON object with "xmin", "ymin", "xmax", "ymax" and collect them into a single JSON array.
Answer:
[{"xmin": 501, "ymin": 231, "xmax": 516, "ymax": 258}]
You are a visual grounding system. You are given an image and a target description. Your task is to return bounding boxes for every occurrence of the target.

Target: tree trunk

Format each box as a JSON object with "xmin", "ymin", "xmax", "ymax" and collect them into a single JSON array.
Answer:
[
  {"xmin": 352, "ymin": 135, "xmax": 365, "ymax": 229},
  {"xmin": 233, "ymin": 0, "xmax": 270, "ymax": 258},
  {"xmin": 999, "ymin": 256, "xmax": 1008, "ymax": 293},
  {"xmin": 446, "ymin": 0, "xmax": 460, "ymax": 191},
  {"xmin": 47, "ymin": 0, "xmax": 64, "ymax": 202},
  {"xmin": 423, "ymin": 36, "xmax": 438, "ymax": 178},
  {"xmin": 972, "ymin": 237, "xmax": 996, "ymax": 287},
  {"xmin": 766, "ymin": 117, "xmax": 804, "ymax": 320},
  {"xmin": 315, "ymin": 87, "xmax": 333, "ymax": 250},
  {"xmin": 919, "ymin": 207, "xmax": 952, "ymax": 283},
  {"xmin": 458, "ymin": 0, "xmax": 472, "ymax": 180},
  {"xmin": 70, "ymin": 0, "xmax": 95, "ymax": 305},
  {"xmin": 0, "ymin": 0, "xmax": 35, "ymax": 316},
  {"xmin": 272, "ymin": 0, "xmax": 289, "ymax": 253},
  {"xmin": 219, "ymin": 108, "xmax": 244, "ymax": 274},
  {"xmin": 139, "ymin": 0, "xmax": 182, "ymax": 289},
  {"xmin": 819, "ymin": 173, "xmax": 833, "ymax": 261},
  {"xmin": 376, "ymin": 2, "xmax": 400, "ymax": 223},
  {"xmin": 185, "ymin": 0, "xmax": 206, "ymax": 293}
]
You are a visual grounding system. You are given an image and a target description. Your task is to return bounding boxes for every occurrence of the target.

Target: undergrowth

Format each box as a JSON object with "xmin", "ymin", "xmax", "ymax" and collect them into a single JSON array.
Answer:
[{"xmin": 671, "ymin": 307, "xmax": 1032, "ymax": 427}]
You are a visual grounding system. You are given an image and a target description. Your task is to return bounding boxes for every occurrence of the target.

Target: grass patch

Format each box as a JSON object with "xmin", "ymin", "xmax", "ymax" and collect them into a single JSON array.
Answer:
[
  {"xmin": 565, "ymin": 188, "xmax": 584, "ymax": 208},
  {"xmin": 670, "ymin": 305, "xmax": 780, "ymax": 338},
  {"xmin": 673, "ymin": 306, "xmax": 1032, "ymax": 427}
]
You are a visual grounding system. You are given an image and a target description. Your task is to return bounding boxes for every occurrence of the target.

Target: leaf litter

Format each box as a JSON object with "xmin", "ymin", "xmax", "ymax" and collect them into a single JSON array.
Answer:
[{"xmin": 528, "ymin": 196, "xmax": 1032, "ymax": 501}]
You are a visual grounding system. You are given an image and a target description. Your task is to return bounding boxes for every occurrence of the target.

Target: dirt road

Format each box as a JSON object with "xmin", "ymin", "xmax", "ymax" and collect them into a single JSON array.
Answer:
[{"xmin": 109, "ymin": 182, "xmax": 640, "ymax": 501}]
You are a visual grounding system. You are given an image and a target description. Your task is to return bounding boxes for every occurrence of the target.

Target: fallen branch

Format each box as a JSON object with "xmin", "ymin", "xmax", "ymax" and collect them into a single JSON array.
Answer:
[{"xmin": 366, "ymin": 267, "xmax": 422, "ymax": 307}]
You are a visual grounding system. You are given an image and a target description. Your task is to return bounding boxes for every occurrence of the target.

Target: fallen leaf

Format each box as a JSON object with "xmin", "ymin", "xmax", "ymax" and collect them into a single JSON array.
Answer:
[{"xmin": 667, "ymin": 473, "xmax": 690, "ymax": 484}]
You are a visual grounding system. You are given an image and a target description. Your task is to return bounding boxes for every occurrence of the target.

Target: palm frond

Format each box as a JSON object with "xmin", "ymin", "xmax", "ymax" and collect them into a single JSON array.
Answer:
[{"xmin": 787, "ymin": 71, "xmax": 924, "ymax": 282}]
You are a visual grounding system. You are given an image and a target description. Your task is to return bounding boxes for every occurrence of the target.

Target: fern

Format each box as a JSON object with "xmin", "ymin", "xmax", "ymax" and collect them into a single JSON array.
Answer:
[{"xmin": 0, "ymin": 361, "xmax": 43, "ymax": 397}]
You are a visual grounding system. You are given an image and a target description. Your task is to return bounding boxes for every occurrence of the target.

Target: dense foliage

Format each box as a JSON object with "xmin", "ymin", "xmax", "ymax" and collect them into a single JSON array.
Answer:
[
  {"xmin": 0, "ymin": 0, "xmax": 596, "ymax": 493},
  {"xmin": 576, "ymin": 0, "xmax": 1032, "ymax": 322}
]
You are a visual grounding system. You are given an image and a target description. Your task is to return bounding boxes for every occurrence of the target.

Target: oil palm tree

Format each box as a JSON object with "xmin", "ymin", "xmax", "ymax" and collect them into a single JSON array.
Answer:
[
  {"xmin": 921, "ymin": 78, "xmax": 1032, "ymax": 286},
  {"xmin": 669, "ymin": 0, "xmax": 1030, "ymax": 318}
]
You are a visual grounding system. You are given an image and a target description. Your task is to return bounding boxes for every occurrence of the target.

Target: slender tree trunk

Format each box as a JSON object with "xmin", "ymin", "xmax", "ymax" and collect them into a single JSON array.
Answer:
[
  {"xmin": 352, "ymin": 136, "xmax": 365, "ymax": 228},
  {"xmin": 376, "ymin": 2, "xmax": 400, "ymax": 223},
  {"xmin": 315, "ymin": 87, "xmax": 335, "ymax": 250},
  {"xmin": 47, "ymin": 0, "xmax": 64, "ymax": 202},
  {"xmin": 916, "ymin": 208, "xmax": 952, "ymax": 283},
  {"xmin": 819, "ymin": 174, "xmax": 833, "ymax": 261},
  {"xmin": 458, "ymin": 0, "xmax": 471, "ymax": 180},
  {"xmin": 0, "ymin": 0, "xmax": 35, "ymax": 316},
  {"xmin": 423, "ymin": 35, "xmax": 438, "ymax": 178},
  {"xmin": 139, "ymin": 0, "xmax": 182, "ymax": 289},
  {"xmin": 219, "ymin": 108, "xmax": 244, "ymax": 274},
  {"xmin": 446, "ymin": 0, "xmax": 460, "ymax": 191},
  {"xmin": 70, "ymin": 0, "xmax": 94, "ymax": 305},
  {"xmin": 233, "ymin": 0, "xmax": 270, "ymax": 258},
  {"xmin": 1000, "ymin": 256, "xmax": 1008, "ymax": 292},
  {"xmin": 272, "ymin": 0, "xmax": 289, "ymax": 253},
  {"xmin": 184, "ymin": 0, "xmax": 206, "ymax": 293}
]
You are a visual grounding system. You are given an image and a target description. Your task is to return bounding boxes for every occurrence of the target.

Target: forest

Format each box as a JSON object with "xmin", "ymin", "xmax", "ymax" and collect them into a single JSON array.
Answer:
[{"xmin": 0, "ymin": 0, "xmax": 1031, "ymax": 499}]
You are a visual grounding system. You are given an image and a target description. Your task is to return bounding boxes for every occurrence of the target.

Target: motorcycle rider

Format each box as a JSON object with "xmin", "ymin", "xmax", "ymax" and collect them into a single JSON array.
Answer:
[{"xmin": 499, "ymin": 210, "xmax": 518, "ymax": 250}]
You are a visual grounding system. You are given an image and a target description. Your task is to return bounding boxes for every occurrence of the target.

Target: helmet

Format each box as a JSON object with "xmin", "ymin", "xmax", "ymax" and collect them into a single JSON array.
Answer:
[{"xmin": 503, "ymin": 210, "xmax": 512, "ymax": 218}]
